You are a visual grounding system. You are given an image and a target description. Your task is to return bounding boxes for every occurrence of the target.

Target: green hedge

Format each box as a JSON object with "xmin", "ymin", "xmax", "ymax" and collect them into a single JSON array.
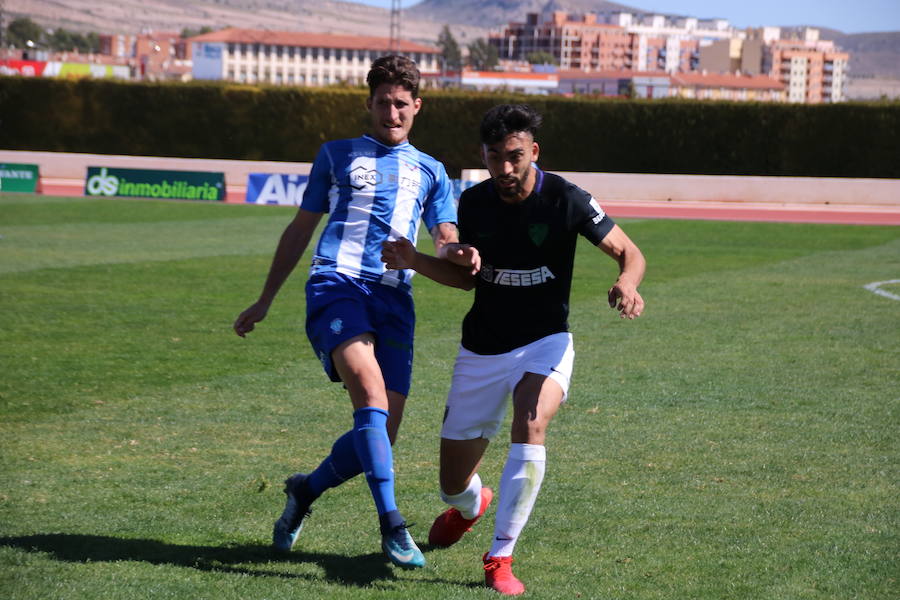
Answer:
[{"xmin": 1, "ymin": 76, "xmax": 898, "ymax": 178}]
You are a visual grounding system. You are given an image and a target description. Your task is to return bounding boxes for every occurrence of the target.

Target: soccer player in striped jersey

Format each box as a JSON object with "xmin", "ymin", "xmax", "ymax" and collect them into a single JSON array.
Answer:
[
  {"xmin": 233, "ymin": 55, "xmax": 469, "ymax": 569},
  {"xmin": 382, "ymin": 104, "xmax": 645, "ymax": 593}
]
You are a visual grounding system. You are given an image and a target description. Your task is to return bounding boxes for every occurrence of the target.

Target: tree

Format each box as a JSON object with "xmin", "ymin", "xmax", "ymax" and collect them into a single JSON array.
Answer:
[
  {"xmin": 46, "ymin": 28, "xmax": 100, "ymax": 53},
  {"xmin": 526, "ymin": 51, "xmax": 557, "ymax": 65},
  {"xmin": 181, "ymin": 26, "xmax": 213, "ymax": 39},
  {"xmin": 436, "ymin": 25, "xmax": 461, "ymax": 72},
  {"xmin": 467, "ymin": 38, "xmax": 498, "ymax": 71},
  {"xmin": 7, "ymin": 16, "xmax": 43, "ymax": 48}
]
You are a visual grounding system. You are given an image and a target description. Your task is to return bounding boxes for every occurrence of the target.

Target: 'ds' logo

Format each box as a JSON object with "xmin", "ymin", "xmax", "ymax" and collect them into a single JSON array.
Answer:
[{"xmin": 86, "ymin": 168, "xmax": 119, "ymax": 196}]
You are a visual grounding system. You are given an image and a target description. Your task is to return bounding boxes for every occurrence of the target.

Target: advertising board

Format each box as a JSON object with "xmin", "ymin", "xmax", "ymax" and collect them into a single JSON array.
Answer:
[
  {"xmin": 85, "ymin": 167, "xmax": 225, "ymax": 201},
  {"xmin": 245, "ymin": 173, "xmax": 309, "ymax": 205},
  {"xmin": 0, "ymin": 163, "xmax": 40, "ymax": 193}
]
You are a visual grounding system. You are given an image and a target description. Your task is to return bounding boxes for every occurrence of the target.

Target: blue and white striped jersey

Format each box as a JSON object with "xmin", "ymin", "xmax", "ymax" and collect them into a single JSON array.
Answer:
[{"xmin": 301, "ymin": 135, "xmax": 457, "ymax": 293}]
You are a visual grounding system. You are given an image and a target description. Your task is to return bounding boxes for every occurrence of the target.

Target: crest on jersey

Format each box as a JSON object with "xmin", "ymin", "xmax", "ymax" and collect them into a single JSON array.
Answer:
[
  {"xmin": 330, "ymin": 318, "xmax": 343, "ymax": 334},
  {"xmin": 528, "ymin": 223, "xmax": 549, "ymax": 246}
]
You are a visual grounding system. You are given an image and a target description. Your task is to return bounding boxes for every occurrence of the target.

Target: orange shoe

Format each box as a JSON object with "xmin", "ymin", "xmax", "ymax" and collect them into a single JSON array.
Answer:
[
  {"xmin": 428, "ymin": 487, "xmax": 494, "ymax": 547},
  {"xmin": 483, "ymin": 553, "xmax": 525, "ymax": 595}
]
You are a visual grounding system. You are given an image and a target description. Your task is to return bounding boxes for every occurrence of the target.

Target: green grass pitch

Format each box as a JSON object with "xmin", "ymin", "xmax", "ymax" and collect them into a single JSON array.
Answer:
[{"xmin": 1, "ymin": 193, "xmax": 898, "ymax": 599}]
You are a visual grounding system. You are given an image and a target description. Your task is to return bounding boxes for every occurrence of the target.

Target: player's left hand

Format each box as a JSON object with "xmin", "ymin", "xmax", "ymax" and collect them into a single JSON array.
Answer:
[
  {"xmin": 382, "ymin": 237, "xmax": 417, "ymax": 270},
  {"xmin": 608, "ymin": 279, "xmax": 644, "ymax": 319}
]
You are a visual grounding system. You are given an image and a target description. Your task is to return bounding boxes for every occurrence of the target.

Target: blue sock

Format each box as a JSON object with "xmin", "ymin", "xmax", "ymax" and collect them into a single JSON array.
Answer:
[
  {"xmin": 352, "ymin": 407, "xmax": 397, "ymax": 516},
  {"xmin": 306, "ymin": 430, "xmax": 363, "ymax": 497}
]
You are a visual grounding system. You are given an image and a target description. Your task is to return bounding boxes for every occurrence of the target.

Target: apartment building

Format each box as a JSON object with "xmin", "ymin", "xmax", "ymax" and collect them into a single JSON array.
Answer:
[
  {"xmin": 191, "ymin": 28, "xmax": 440, "ymax": 86},
  {"xmin": 760, "ymin": 29, "xmax": 848, "ymax": 103},
  {"xmin": 98, "ymin": 32, "xmax": 192, "ymax": 80},
  {"xmin": 491, "ymin": 11, "xmax": 735, "ymax": 74},
  {"xmin": 491, "ymin": 12, "xmax": 635, "ymax": 71}
]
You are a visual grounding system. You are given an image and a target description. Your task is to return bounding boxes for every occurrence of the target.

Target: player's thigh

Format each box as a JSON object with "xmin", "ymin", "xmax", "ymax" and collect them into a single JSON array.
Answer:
[
  {"xmin": 331, "ymin": 333, "xmax": 389, "ymax": 411},
  {"xmin": 510, "ymin": 373, "xmax": 564, "ymax": 444},
  {"xmin": 441, "ymin": 348, "xmax": 513, "ymax": 441},
  {"xmin": 305, "ymin": 274, "xmax": 377, "ymax": 383},
  {"xmin": 371, "ymin": 285, "xmax": 416, "ymax": 397}
]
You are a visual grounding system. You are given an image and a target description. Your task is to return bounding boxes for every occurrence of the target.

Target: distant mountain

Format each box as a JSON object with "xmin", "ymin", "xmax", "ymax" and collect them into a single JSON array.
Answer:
[
  {"xmin": 5, "ymin": 0, "xmax": 490, "ymax": 45},
  {"xmin": 8, "ymin": 0, "xmax": 899, "ymax": 78},
  {"xmin": 407, "ymin": 0, "xmax": 640, "ymax": 28},
  {"xmin": 831, "ymin": 31, "xmax": 900, "ymax": 78}
]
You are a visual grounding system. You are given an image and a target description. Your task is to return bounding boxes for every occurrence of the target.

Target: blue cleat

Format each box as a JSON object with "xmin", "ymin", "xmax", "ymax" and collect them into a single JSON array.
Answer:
[
  {"xmin": 272, "ymin": 473, "xmax": 314, "ymax": 552},
  {"xmin": 381, "ymin": 522, "xmax": 426, "ymax": 569}
]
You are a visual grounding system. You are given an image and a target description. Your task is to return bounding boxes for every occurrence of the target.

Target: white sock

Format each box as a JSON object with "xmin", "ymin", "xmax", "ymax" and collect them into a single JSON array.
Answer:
[
  {"xmin": 489, "ymin": 443, "xmax": 546, "ymax": 558},
  {"xmin": 440, "ymin": 472, "xmax": 483, "ymax": 519}
]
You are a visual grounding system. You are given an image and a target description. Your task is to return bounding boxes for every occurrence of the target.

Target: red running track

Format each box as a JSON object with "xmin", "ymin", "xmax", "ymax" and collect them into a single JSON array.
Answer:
[
  {"xmin": 602, "ymin": 201, "xmax": 900, "ymax": 226},
  {"xmin": 34, "ymin": 181, "xmax": 900, "ymax": 226}
]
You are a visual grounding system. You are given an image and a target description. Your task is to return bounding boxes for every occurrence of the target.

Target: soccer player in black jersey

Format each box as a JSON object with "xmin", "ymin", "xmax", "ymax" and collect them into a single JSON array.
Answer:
[{"xmin": 382, "ymin": 104, "xmax": 645, "ymax": 595}]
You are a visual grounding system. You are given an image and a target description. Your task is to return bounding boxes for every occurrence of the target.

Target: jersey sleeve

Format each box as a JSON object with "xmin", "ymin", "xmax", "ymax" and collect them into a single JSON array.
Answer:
[
  {"xmin": 421, "ymin": 162, "xmax": 458, "ymax": 230},
  {"xmin": 567, "ymin": 184, "xmax": 615, "ymax": 245},
  {"xmin": 299, "ymin": 145, "xmax": 333, "ymax": 213}
]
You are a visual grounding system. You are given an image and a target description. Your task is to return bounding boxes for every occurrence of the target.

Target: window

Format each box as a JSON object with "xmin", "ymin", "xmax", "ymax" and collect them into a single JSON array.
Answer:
[
  {"xmin": 288, "ymin": 46, "xmax": 295, "ymax": 58},
  {"xmin": 323, "ymin": 48, "xmax": 331, "ymax": 60},
  {"xmin": 311, "ymin": 47, "xmax": 319, "ymax": 59}
]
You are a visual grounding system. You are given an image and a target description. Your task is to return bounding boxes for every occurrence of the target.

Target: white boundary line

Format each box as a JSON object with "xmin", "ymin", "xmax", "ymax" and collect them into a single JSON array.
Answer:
[{"xmin": 863, "ymin": 279, "xmax": 900, "ymax": 301}]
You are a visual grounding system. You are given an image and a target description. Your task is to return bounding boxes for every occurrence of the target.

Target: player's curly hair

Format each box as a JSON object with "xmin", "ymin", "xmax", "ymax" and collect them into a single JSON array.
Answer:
[
  {"xmin": 367, "ymin": 55, "xmax": 420, "ymax": 98},
  {"xmin": 480, "ymin": 104, "xmax": 543, "ymax": 144}
]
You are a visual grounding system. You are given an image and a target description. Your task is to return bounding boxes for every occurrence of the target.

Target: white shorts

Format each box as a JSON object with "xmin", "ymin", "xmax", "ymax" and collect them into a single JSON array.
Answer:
[{"xmin": 440, "ymin": 332, "xmax": 575, "ymax": 441}]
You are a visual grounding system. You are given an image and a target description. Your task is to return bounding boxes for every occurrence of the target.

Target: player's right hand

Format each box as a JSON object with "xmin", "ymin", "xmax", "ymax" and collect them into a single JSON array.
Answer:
[
  {"xmin": 442, "ymin": 243, "xmax": 481, "ymax": 275},
  {"xmin": 233, "ymin": 301, "xmax": 270, "ymax": 337}
]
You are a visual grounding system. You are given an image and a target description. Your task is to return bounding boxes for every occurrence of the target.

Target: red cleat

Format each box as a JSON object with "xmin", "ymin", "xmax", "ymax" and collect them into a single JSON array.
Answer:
[
  {"xmin": 483, "ymin": 553, "xmax": 525, "ymax": 595},
  {"xmin": 428, "ymin": 486, "xmax": 493, "ymax": 547}
]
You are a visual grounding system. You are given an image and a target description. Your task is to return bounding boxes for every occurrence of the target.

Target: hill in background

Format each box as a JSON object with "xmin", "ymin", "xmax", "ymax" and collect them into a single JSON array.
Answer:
[{"xmin": 7, "ymin": 0, "xmax": 900, "ymax": 81}]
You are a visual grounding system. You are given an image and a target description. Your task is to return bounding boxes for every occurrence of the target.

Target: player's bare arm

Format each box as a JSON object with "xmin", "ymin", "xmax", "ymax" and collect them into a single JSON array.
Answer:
[
  {"xmin": 234, "ymin": 208, "xmax": 324, "ymax": 337},
  {"xmin": 597, "ymin": 224, "xmax": 646, "ymax": 319},
  {"xmin": 433, "ymin": 223, "xmax": 482, "ymax": 275},
  {"xmin": 380, "ymin": 223, "xmax": 479, "ymax": 290}
]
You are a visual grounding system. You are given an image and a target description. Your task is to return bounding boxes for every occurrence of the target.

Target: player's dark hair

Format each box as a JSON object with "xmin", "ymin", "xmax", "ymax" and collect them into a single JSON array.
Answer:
[
  {"xmin": 367, "ymin": 55, "xmax": 420, "ymax": 98},
  {"xmin": 479, "ymin": 104, "xmax": 542, "ymax": 144}
]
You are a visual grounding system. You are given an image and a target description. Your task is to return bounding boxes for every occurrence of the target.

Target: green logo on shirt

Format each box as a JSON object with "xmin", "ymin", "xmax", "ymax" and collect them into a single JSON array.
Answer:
[{"xmin": 528, "ymin": 224, "xmax": 549, "ymax": 246}]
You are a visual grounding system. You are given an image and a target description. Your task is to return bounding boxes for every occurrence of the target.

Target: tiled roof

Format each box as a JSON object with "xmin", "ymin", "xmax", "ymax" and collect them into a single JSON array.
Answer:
[
  {"xmin": 189, "ymin": 27, "xmax": 438, "ymax": 54},
  {"xmin": 557, "ymin": 69, "xmax": 670, "ymax": 80},
  {"xmin": 672, "ymin": 72, "xmax": 785, "ymax": 90}
]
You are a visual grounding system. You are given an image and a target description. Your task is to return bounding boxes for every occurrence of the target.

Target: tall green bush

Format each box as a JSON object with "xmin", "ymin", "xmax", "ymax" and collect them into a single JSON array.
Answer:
[{"xmin": 1, "ymin": 77, "xmax": 898, "ymax": 178}]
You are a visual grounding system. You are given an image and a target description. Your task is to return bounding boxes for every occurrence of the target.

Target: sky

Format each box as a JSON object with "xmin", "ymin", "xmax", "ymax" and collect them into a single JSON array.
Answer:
[{"xmin": 353, "ymin": 1, "xmax": 900, "ymax": 34}]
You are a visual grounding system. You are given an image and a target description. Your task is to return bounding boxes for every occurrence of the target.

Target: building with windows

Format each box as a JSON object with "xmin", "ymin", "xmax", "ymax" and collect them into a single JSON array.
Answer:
[
  {"xmin": 441, "ymin": 70, "xmax": 558, "ymax": 94},
  {"xmin": 556, "ymin": 69, "xmax": 672, "ymax": 98},
  {"xmin": 490, "ymin": 11, "xmax": 736, "ymax": 75},
  {"xmin": 759, "ymin": 28, "xmax": 848, "ymax": 103},
  {"xmin": 491, "ymin": 11, "xmax": 635, "ymax": 72},
  {"xmin": 190, "ymin": 28, "xmax": 440, "ymax": 86},
  {"xmin": 670, "ymin": 71, "xmax": 785, "ymax": 101}
]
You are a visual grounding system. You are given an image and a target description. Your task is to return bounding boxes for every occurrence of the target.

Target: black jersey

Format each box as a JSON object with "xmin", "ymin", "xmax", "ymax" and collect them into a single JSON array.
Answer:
[{"xmin": 458, "ymin": 168, "xmax": 615, "ymax": 355}]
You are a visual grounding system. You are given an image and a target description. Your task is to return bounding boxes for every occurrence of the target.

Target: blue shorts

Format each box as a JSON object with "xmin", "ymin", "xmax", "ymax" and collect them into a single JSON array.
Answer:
[{"xmin": 305, "ymin": 272, "xmax": 415, "ymax": 396}]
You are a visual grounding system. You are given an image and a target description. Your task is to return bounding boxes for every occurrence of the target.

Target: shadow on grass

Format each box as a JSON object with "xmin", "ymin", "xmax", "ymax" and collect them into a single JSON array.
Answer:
[{"xmin": 0, "ymin": 533, "xmax": 404, "ymax": 587}]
